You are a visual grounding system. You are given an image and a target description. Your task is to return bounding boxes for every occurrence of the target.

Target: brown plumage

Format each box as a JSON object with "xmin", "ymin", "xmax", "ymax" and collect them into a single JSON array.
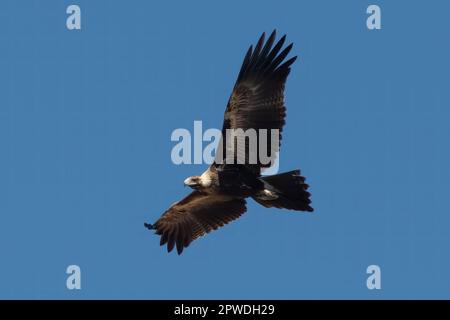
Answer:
[
  {"xmin": 145, "ymin": 191, "xmax": 246, "ymax": 254},
  {"xmin": 146, "ymin": 30, "xmax": 313, "ymax": 255},
  {"xmin": 219, "ymin": 30, "xmax": 296, "ymax": 173}
]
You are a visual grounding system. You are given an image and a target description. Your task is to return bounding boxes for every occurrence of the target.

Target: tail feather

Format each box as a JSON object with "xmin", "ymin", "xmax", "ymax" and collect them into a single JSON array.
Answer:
[{"xmin": 253, "ymin": 170, "xmax": 313, "ymax": 212}]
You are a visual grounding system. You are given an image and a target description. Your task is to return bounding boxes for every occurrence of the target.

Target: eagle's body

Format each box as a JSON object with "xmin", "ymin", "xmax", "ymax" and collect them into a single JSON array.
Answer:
[{"xmin": 145, "ymin": 31, "xmax": 313, "ymax": 254}]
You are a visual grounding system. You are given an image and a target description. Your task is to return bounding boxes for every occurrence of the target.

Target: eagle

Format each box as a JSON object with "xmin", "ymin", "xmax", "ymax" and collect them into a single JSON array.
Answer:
[{"xmin": 145, "ymin": 30, "xmax": 313, "ymax": 254}]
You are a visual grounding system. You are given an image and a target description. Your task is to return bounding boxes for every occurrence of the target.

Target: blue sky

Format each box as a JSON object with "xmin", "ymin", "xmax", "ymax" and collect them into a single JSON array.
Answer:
[{"xmin": 0, "ymin": 0, "xmax": 449, "ymax": 299}]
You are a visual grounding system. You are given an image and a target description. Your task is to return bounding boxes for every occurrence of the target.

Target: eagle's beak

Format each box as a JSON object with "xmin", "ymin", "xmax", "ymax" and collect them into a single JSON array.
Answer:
[{"xmin": 184, "ymin": 177, "xmax": 199, "ymax": 188}]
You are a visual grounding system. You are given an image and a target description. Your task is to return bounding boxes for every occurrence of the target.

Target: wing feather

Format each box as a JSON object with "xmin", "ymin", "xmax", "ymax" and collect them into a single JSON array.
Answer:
[
  {"xmin": 150, "ymin": 191, "xmax": 247, "ymax": 254},
  {"xmin": 216, "ymin": 30, "xmax": 297, "ymax": 174}
]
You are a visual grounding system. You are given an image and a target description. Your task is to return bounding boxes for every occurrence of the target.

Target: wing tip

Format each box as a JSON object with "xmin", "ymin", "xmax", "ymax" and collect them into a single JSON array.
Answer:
[
  {"xmin": 238, "ymin": 31, "xmax": 296, "ymax": 82},
  {"xmin": 144, "ymin": 222, "xmax": 155, "ymax": 230}
]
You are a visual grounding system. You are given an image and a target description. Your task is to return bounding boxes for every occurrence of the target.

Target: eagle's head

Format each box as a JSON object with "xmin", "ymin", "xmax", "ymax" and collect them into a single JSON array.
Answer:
[{"xmin": 184, "ymin": 176, "xmax": 201, "ymax": 189}]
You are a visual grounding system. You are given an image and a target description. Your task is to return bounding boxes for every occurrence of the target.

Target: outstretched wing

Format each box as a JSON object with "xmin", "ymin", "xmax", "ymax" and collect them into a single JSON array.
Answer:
[
  {"xmin": 215, "ymin": 30, "xmax": 297, "ymax": 175},
  {"xmin": 146, "ymin": 191, "xmax": 247, "ymax": 254}
]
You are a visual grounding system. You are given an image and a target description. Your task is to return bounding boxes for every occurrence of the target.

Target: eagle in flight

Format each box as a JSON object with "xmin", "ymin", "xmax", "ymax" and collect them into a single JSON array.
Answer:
[{"xmin": 145, "ymin": 30, "xmax": 313, "ymax": 254}]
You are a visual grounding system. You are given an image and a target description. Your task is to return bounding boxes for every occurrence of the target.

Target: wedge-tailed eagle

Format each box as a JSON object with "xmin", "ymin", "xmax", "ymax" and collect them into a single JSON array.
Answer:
[{"xmin": 145, "ymin": 30, "xmax": 313, "ymax": 254}]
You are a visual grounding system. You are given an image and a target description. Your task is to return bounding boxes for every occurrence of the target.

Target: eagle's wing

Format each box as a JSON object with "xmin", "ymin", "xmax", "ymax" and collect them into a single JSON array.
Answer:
[
  {"xmin": 215, "ymin": 30, "xmax": 297, "ymax": 175},
  {"xmin": 146, "ymin": 191, "xmax": 247, "ymax": 254}
]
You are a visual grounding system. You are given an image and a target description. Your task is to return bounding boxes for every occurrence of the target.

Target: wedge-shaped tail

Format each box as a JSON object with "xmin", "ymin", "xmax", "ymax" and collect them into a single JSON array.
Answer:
[{"xmin": 253, "ymin": 170, "xmax": 313, "ymax": 212}]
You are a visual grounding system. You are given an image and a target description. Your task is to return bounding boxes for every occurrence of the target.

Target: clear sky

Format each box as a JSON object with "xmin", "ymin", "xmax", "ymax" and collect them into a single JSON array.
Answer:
[{"xmin": 1, "ymin": 0, "xmax": 449, "ymax": 299}]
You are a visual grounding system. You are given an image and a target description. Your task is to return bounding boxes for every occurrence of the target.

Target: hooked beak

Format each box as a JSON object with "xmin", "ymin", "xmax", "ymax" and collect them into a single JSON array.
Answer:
[{"xmin": 184, "ymin": 178, "xmax": 199, "ymax": 188}]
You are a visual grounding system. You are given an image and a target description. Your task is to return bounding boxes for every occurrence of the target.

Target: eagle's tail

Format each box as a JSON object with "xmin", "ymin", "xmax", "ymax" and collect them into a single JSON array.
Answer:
[{"xmin": 253, "ymin": 170, "xmax": 313, "ymax": 212}]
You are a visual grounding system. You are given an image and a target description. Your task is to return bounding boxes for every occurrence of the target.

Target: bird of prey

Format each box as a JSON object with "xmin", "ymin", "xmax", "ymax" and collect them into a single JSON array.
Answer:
[{"xmin": 145, "ymin": 30, "xmax": 313, "ymax": 254}]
